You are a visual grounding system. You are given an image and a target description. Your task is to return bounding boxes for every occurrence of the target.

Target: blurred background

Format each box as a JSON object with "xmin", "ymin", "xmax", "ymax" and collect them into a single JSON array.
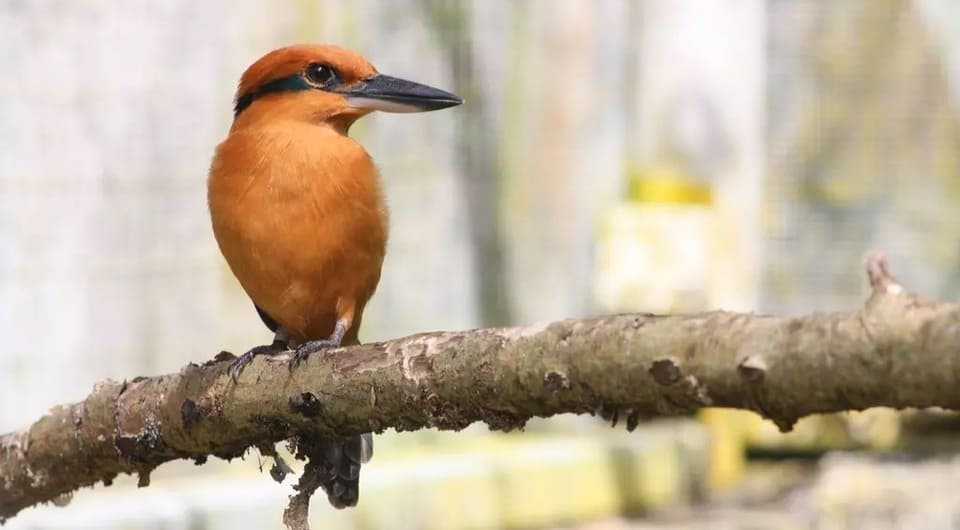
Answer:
[{"xmin": 2, "ymin": 0, "xmax": 960, "ymax": 528}]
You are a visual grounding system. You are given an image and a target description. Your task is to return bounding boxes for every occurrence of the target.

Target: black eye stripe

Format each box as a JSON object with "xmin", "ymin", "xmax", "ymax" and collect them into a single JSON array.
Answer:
[
  {"xmin": 233, "ymin": 64, "xmax": 346, "ymax": 117},
  {"xmin": 233, "ymin": 75, "xmax": 312, "ymax": 116}
]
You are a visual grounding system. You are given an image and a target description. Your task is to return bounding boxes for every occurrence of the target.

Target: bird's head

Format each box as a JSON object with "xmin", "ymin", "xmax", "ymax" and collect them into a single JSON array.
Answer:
[{"xmin": 232, "ymin": 44, "xmax": 462, "ymax": 132}]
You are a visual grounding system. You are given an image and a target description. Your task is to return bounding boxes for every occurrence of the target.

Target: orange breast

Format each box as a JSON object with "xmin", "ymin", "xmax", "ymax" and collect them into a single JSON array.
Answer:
[{"xmin": 208, "ymin": 121, "xmax": 388, "ymax": 342}]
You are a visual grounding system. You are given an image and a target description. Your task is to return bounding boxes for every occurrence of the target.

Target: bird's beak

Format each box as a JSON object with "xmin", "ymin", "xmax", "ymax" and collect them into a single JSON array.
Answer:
[{"xmin": 341, "ymin": 74, "xmax": 463, "ymax": 113}]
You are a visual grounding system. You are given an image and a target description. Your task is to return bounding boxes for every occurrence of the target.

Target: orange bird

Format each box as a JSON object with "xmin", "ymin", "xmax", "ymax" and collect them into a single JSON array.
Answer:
[{"xmin": 207, "ymin": 44, "xmax": 462, "ymax": 507}]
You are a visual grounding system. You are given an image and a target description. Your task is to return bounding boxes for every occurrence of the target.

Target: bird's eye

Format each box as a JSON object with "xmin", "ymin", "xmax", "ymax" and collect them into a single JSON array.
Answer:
[{"xmin": 305, "ymin": 63, "xmax": 336, "ymax": 86}]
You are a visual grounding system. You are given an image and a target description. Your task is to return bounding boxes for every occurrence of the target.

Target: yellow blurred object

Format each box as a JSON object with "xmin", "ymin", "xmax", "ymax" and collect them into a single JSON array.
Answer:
[
  {"xmin": 695, "ymin": 407, "xmax": 902, "ymax": 484},
  {"xmin": 356, "ymin": 429, "xmax": 709, "ymax": 529},
  {"xmin": 845, "ymin": 409, "xmax": 902, "ymax": 450},
  {"xmin": 627, "ymin": 164, "xmax": 713, "ymax": 205},
  {"xmin": 593, "ymin": 163, "xmax": 716, "ymax": 313},
  {"xmin": 495, "ymin": 440, "xmax": 620, "ymax": 527},
  {"xmin": 612, "ymin": 439, "xmax": 685, "ymax": 512},
  {"xmin": 745, "ymin": 408, "xmax": 902, "ymax": 452},
  {"xmin": 698, "ymin": 409, "xmax": 748, "ymax": 491},
  {"xmin": 355, "ymin": 455, "xmax": 501, "ymax": 530}
]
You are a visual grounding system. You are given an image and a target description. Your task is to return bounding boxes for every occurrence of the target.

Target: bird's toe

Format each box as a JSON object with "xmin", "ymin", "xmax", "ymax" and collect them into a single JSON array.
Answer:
[
  {"xmin": 290, "ymin": 339, "xmax": 337, "ymax": 368},
  {"xmin": 229, "ymin": 343, "xmax": 286, "ymax": 381},
  {"xmin": 228, "ymin": 352, "xmax": 255, "ymax": 382}
]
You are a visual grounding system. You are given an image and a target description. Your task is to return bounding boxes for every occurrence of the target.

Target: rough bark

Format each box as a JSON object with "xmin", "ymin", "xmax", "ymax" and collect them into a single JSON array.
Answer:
[{"xmin": 2, "ymin": 252, "xmax": 959, "ymax": 528}]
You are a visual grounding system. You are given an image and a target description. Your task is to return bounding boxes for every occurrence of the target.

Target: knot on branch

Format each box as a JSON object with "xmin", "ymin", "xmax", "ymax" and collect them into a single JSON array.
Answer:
[
  {"xmin": 737, "ymin": 355, "xmax": 767, "ymax": 383},
  {"xmin": 649, "ymin": 358, "xmax": 682, "ymax": 385},
  {"xmin": 289, "ymin": 393, "xmax": 323, "ymax": 418},
  {"xmin": 180, "ymin": 399, "xmax": 200, "ymax": 429},
  {"xmin": 543, "ymin": 371, "xmax": 570, "ymax": 392}
]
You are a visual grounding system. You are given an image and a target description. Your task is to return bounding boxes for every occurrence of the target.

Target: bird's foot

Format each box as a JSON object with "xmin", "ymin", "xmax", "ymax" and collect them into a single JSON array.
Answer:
[
  {"xmin": 290, "ymin": 338, "xmax": 340, "ymax": 368},
  {"xmin": 229, "ymin": 340, "xmax": 287, "ymax": 381},
  {"xmin": 290, "ymin": 318, "xmax": 349, "ymax": 369}
]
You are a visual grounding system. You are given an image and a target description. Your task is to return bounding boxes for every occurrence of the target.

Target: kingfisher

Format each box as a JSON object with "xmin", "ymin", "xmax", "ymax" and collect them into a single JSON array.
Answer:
[{"xmin": 207, "ymin": 44, "xmax": 462, "ymax": 508}]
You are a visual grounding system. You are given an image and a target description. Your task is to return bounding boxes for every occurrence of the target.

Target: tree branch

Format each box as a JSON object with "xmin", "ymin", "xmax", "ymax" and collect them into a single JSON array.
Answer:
[{"xmin": 2, "ymin": 252, "xmax": 959, "ymax": 526}]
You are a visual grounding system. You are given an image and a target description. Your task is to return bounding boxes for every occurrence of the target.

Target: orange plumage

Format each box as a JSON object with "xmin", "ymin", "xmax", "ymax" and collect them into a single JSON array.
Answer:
[
  {"xmin": 207, "ymin": 44, "xmax": 461, "ymax": 508},
  {"xmin": 210, "ymin": 102, "xmax": 385, "ymax": 346},
  {"xmin": 210, "ymin": 45, "xmax": 386, "ymax": 346}
]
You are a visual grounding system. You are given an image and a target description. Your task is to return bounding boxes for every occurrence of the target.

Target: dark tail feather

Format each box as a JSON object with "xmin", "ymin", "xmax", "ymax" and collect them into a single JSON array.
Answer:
[{"xmin": 316, "ymin": 433, "xmax": 373, "ymax": 508}]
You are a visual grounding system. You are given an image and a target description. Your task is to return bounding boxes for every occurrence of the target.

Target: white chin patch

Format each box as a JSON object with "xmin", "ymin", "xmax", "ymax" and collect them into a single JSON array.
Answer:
[{"xmin": 345, "ymin": 96, "xmax": 423, "ymax": 113}]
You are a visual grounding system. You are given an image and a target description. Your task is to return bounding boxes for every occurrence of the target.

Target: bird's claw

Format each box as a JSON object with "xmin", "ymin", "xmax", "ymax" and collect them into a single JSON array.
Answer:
[
  {"xmin": 290, "ymin": 339, "xmax": 339, "ymax": 369},
  {"xmin": 229, "ymin": 342, "xmax": 286, "ymax": 382},
  {"xmin": 228, "ymin": 353, "xmax": 254, "ymax": 382}
]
